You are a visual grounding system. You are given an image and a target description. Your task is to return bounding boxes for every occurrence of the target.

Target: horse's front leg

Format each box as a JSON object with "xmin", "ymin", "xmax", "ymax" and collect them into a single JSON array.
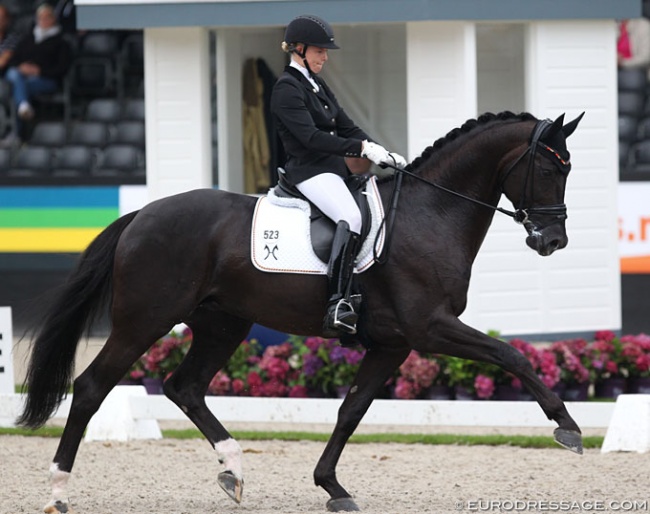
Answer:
[
  {"xmin": 314, "ymin": 345, "xmax": 410, "ymax": 512},
  {"xmin": 426, "ymin": 315, "xmax": 583, "ymax": 453}
]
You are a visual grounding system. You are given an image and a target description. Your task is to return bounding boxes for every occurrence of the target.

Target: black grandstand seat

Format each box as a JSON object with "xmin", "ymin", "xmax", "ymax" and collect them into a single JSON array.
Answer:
[
  {"xmin": 619, "ymin": 116, "xmax": 638, "ymax": 142},
  {"xmin": 630, "ymin": 140, "xmax": 650, "ymax": 173},
  {"xmin": 636, "ymin": 116, "xmax": 650, "ymax": 141},
  {"xmin": 80, "ymin": 31, "xmax": 121, "ymax": 57},
  {"xmin": 112, "ymin": 120, "xmax": 145, "ymax": 148},
  {"xmin": 120, "ymin": 32, "xmax": 144, "ymax": 96},
  {"xmin": 70, "ymin": 32, "xmax": 121, "ymax": 99},
  {"xmin": 619, "ymin": 91, "xmax": 645, "ymax": 118},
  {"xmin": 8, "ymin": 146, "xmax": 52, "ymax": 178},
  {"xmin": 618, "ymin": 68, "xmax": 648, "ymax": 92},
  {"xmin": 69, "ymin": 121, "xmax": 112, "ymax": 148},
  {"xmin": 85, "ymin": 98, "xmax": 122, "ymax": 123},
  {"xmin": 122, "ymin": 98, "xmax": 144, "ymax": 121},
  {"xmin": 0, "ymin": 147, "xmax": 12, "ymax": 173},
  {"xmin": 94, "ymin": 144, "xmax": 145, "ymax": 177},
  {"xmin": 30, "ymin": 121, "xmax": 68, "ymax": 147},
  {"xmin": 52, "ymin": 145, "xmax": 95, "ymax": 178}
]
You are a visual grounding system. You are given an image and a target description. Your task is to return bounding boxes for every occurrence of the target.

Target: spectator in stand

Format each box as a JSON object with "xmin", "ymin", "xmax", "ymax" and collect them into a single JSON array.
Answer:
[
  {"xmin": 0, "ymin": 2, "xmax": 70, "ymax": 145},
  {"xmin": 618, "ymin": 17, "xmax": 650, "ymax": 79},
  {"xmin": 0, "ymin": 5, "xmax": 20, "ymax": 74}
]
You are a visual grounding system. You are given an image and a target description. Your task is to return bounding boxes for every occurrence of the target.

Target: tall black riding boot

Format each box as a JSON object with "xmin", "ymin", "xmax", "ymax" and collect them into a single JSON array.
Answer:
[{"xmin": 323, "ymin": 221, "xmax": 362, "ymax": 337}]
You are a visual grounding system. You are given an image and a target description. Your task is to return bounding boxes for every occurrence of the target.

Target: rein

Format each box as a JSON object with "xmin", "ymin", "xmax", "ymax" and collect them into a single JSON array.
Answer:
[{"xmin": 374, "ymin": 119, "xmax": 569, "ymax": 262}]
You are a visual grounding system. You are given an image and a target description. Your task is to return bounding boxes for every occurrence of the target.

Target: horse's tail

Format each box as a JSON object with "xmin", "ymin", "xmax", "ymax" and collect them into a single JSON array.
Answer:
[{"xmin": 16, "ymin": 210, "xmax": 140, "ymax": 429}]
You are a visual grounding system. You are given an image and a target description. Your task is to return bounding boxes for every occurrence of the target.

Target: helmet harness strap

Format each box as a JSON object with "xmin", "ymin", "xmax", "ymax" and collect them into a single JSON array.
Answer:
[{"xmin": 291, "ymin": 43, "xmax": 315, "ymax": 78}]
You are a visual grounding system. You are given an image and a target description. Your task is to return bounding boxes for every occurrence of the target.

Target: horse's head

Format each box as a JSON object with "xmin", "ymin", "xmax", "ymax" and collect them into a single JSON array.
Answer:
[{"xmin": 500, "ymin": 112, "xmax": 584, "ymax": 256}]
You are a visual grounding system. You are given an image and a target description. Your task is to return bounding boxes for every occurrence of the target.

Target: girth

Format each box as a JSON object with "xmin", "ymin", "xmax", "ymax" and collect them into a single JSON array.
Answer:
[{"xmin": 272, "ymin": 169, "xmax": 373, "ymax": 263}]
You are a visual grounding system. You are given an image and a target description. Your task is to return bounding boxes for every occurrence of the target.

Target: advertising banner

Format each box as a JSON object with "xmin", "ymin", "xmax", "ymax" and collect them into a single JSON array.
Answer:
[{"xmin": 619, "ymin": 182, "xmax": 650, "ymax": 273}]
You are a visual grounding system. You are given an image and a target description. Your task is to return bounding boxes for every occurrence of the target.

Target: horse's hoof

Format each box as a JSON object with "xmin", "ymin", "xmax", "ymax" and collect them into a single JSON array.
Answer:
[
  {"xmin": 43, "ymin": 500, "xmax": 76, "ymax": 513},
  {"xmin": 217, "ymin": 470, "xmax": 243, "ymax": 504},
  {"xmin": 327, "ymin": 497, "xmax": 360, "ymax": 512},
  {"xmin": 554, "ymin": 428, "xmax": 583, "ymax": 454}
]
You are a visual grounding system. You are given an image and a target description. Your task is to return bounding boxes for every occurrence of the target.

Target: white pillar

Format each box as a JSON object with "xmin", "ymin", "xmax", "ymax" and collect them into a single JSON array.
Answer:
[
  {"xmin": 524, "ymin": 20, "xmax": 621, "ymax": 334},
  {"xmin": 406, "ymin": 21, "xmax": 477, "ymax": 159},
  {"xmin": 216, "ymin": 29, "xmax": 244, "ymax": 193},
  {"xmin": 0, "ymin": 307, "xmax": 14, "ymax": 397},
  {"xmin": 144, "ymin": 27, "xmax": 212, "ymax": 201}
]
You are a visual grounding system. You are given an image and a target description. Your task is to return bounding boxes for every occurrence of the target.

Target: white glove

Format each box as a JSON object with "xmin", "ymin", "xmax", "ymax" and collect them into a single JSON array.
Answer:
[
  {"xmin": 388, "ymin": 152, "xmax": 407, "ymax": 168},
  {"xmin": 361, "ymin": 140, "xmax": 391, "ymax": 166}
]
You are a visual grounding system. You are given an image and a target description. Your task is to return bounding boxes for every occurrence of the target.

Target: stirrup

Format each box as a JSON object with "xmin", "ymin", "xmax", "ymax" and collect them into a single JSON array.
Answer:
[
  {"xmin": 332, "ymin": 299, "xmax": 358, "ymax": 334},
  {"xmin": 324, "ymin": 299, "xmax": 358, "ymax": 335}
]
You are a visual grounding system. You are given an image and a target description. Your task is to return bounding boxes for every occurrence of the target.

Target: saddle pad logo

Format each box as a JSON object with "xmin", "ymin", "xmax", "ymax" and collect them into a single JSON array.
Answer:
[{"xmin": 251, "ymin": 177, "xmax": 385, "ymax": 274}]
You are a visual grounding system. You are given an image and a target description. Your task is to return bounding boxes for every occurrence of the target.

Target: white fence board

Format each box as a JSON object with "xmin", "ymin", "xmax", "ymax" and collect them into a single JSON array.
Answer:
[{"xmin": 0, "ymin": 391, "xmax": 615, "ymax": 433}]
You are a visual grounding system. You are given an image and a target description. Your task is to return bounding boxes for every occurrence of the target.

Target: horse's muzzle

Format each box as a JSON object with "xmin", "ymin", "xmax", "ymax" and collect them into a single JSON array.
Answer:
[{"xmin": 525, "ymin": 223, "xmax": 568, "ymax": 256}]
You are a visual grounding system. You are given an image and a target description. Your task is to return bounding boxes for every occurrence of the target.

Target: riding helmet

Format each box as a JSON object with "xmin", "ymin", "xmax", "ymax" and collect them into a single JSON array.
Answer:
[{"xmin": 283, "ymin": 15, "xmax": 339, "ymax": 49}]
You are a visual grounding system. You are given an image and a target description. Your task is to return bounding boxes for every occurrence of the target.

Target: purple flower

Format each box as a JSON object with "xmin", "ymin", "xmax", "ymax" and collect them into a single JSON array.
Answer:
[
  {"xmin": 344, "ymin": 349, "xmax": 364, "ymax": 366},
  {"xmin": 329, "ymin": 346, "xmax": 347, "ymax": 365},
  {"xmin": 302, "ymin": 354, "xmax": 324, "ymax": 377}
]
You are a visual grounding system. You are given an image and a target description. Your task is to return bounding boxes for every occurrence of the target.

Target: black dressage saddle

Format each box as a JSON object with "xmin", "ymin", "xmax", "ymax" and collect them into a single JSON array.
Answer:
[{"xmin": 271, "ymin": 168, "xmax": 373, "ymax": 263}]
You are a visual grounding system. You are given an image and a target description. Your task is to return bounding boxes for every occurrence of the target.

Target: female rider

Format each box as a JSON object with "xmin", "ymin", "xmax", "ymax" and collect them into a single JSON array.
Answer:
[{"xmin": 271, "ymin": 14, "xmax": 407, "ymax": 336}]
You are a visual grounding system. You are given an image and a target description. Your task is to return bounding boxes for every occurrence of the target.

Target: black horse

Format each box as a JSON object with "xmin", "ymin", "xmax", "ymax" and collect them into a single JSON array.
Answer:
[{"xmin": 18, "ymin": 111, "xmax": 584, "ymax": 513}]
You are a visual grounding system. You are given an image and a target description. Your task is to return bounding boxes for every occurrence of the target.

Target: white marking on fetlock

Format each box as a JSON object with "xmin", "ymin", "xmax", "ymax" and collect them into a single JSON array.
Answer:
[
  {"xmin": 214, "ymin": 438, "xmax": 243, "ymax": 479},
  {"xmin": 44, "ymin": 463, "xmax": 70, "ymax": 512}
]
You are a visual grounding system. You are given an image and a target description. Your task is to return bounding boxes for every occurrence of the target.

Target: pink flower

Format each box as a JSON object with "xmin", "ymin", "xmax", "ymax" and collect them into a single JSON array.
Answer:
[
  {"xmin": 259, "ymin": 354, "xmax": 290, "ymax": 381},
  {"xmin": 231, "ymin": 378, "xmax": 245, "ymax": 395},
  {"xmin": 288, "ymin": 385, "xmax": 309, "ymax": 398},
  {"xmin": 130, "ymin": 369, "xmax": 145, "ymax": 380},
  {"xmin": 594, "ymin": 330, "xmax": 617, "ymax": 343},
  {"xmin": 208, "ymin": 370, "xmax": 231, "ymax": 395},
  {"xmin": 394, "ymin": 377, "xmax": 417, "ymax": 399},
  {"xmin": 304, "ymin": 337, "xmax": 325, "ymax": 351},
  {"xmin": 247, "ymin": 371, "xmax": 263, "ymax": 396},
  {"xmin": 474, "ymin": 374, "xmax": 495, "ymax": 399},
  {"xmin": 537, "ymin": 349, "xmax": 560, "ymax": 388},
  {"xmin": 259, "ymin": 379, "xmax": 288, "ymax": 397},
  {"xmin": 264, "ymin": 342, "xmax": 293, "ymax": 359},
  {"xmin": 636, "ymin": 354, "xmax": 650, "ymax": 373},
  {"xmin": 398, "ymin": 351, "xmax": 439, "ymax": 392}
]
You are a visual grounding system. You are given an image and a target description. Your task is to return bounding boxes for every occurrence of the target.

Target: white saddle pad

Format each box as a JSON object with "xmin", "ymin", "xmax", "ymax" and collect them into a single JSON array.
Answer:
[{"xmin": 251, "ymin": 176, "xmax": 385, "ymax": 274}]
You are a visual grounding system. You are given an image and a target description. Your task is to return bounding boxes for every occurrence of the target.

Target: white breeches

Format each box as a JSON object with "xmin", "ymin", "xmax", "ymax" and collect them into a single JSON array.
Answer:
[{"xmin": 296, "ymin": 173, "xmax": 362, "ymax": 235}]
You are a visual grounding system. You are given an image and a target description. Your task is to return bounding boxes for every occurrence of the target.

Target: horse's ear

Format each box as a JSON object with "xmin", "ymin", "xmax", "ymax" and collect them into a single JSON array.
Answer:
[
  {"xmin": 562, "ymin": 111, "xmax": 585, "ymax": 139},
  {"xmin": 546, "ymin": 114, "xmax": 565, "ymax": 138}
]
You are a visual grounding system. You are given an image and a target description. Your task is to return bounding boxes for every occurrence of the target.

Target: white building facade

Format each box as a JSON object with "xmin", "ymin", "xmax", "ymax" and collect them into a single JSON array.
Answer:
[{"xmin": 75, "ymin": 0, "xmax": 640, "ymax": 340}]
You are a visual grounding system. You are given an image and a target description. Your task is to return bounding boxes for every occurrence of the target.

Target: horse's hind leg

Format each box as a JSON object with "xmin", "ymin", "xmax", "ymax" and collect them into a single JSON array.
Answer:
[
  {"xmin": 163, "ymin": 304, "xmax": 252, "ymax": 504},
  {"xmin": 46, "ymin": 324, "xmax": 169, "ymax": 513},
  {"xmin": 429, "ymin": 315, "xmax": 582, "ymax": 453}
]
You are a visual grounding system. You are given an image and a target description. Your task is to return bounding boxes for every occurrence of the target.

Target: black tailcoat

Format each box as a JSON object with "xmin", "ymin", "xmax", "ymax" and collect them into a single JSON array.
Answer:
[{"xmin": 270, "ymin": 66, "xmax": 369, "ymax": 185}]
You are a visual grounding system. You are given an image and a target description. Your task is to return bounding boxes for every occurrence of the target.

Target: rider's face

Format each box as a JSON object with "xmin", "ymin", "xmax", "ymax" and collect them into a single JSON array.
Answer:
[{"xmin": 299, "ymin": 45, "xmax": 329, "ymax": 74}]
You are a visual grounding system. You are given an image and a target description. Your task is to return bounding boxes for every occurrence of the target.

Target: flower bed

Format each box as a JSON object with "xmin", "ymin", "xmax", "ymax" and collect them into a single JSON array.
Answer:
[{"xmin": 124, "ymin": 328, "xmax": 650, "ymax": 399}]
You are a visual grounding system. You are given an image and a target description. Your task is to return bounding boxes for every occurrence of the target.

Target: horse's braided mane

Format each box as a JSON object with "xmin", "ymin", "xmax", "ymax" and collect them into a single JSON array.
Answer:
[{"xmin": 378, "ymin": 111, "xmax": 537, "ymax": 183}]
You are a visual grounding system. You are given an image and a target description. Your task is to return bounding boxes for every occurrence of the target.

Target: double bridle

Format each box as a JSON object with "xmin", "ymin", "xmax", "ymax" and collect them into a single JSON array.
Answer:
[{"xmin": 374, "ymin": 118, "xmax": 570, "ymax": 262}]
